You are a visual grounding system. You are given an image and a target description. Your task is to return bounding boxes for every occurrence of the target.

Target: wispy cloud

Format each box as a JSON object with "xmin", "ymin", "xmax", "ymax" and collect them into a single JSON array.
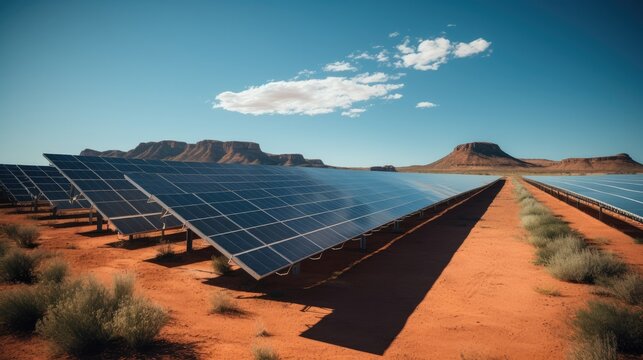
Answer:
[
  {"xmin": 453, "ymin": 38, "xmax": 491, "ymax": 58},
  {"xmin": 349, "ymin": 52, "xmax": 375, "ymax": 60},
  {"xmin": 293, "ymin": 69, "xmax": 316, "ymax": 79},
  {"xmin": 416, "ymin": 101, "xmax": 438, "ymax": 108},
  {"xmin": 353, "ymin": 72, "xmax": 390, "ymax": 83},
  {"xmin": 447, "ymin": 24, "xmax": 456, "ymax": 27},
  {"xmin": 214, "ymin": 76, "xmax": 403, "ymax": 116},
  {"xmin": 376, "ymin": 50, "xmax": 389, "ymax": 63},
  {"xmin": 388, "ymin": 31, "xmax": 400, "ymax": 38},
  {"xmin": 395, "ymin": 37, "xmax": 491, "ymax": 70},
  {"xmin": 341, "ymin": 108, "xmax": 366, "ymax": 118},
  {"xmin": 384, "ymin": 93, "xmax": 403, "ymax": 100},
  {"xmin": 323, "ymin": 61, "xmax": 357, "ymax": 72}
]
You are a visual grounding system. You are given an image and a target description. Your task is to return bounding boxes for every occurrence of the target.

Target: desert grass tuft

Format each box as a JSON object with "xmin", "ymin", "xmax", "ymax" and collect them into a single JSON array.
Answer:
[
  {"xmin": 534, "ymin": 286, "xmax": 562, "ymax": 297},
  {"xmin": 112, "ymin": 274, "xmax": 135, "ymax": 305},
  {"xmin": 548, "ymin": 249, "xmax": 627, "ymax": 284},
  {"xmin": 211, "ymin": 255, "xmax": 231, "ymax": 275},
  {"xmin": 255, "ymin": 321, "xmax": 270, "ymax": 337},
  {"xmin": 598, "ymin": 272, "xmax": 643, "ymax": 306},
  {"xmin": 0, "ymin": 286, "xmax": 48, "ymax": 333},
  {"xmin": 534, "ymin": 235, "xmax": 586, "ymax": 265},
  {"xmin": 109, "ymin": 297, "xmax": 168, "ymax": 349},
  {"xmin": 0, "ymin": 239, "xmax": 10, "ymax": 258},
  {"xmin": 210, "ymin": 292, "xmax": 243, "ymax": 315},
  {"xmin": 568, "ymin": 334, "xmax": 617, "ymax": 360},
  {"xmin": 0, "ymin": 249, "xmax": 40, "ymax": 283},
  {"xmin": 155, "ymin": 240, "xmax": 175, "ymax": 260},
  {"xmin": 39, "ymin": 258, "xmax": 69, "ymax": 284},
  {"xmin": 7, "ymin": 225, "xmax": 40, "ymax": 248},
  {"xmin": 252, "ymin": 343, "xmax": 279, "ymax": 360},
  {"xmin": 573, "ymin": 301, "xmax": 643, "ymax": 355}
]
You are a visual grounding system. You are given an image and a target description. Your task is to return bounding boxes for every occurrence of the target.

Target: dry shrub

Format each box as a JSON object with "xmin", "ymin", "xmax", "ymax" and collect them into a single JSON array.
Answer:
[
  {"xmin": 0, "ymin": 249, "xmax": 40, "ymax": 283},
  {"xmin": 534, "ymin": 235, "xmax": 586, "ymax": 265},
  {"xmin": 210, "ymin": 292, "xmax": 242, "ymax": 315},
  {"xmin": 155, "ymin": 241, "xmax": 175, "ymax": 260},
  {"xmin": 600, "ymin": 272, "xmax": 643, "ymax": 306},
  {"xmin": 252, "ymin": 343, "xmax": 279, "ymax": 360},
  {"xmin": 211, "ymin": 255, "xmax": 231, "ymax": 275},
  {"xmin": 0, "ymin": 286, "xmax": 48, "ymax": 333},
  {"xmin": 534, "ymin": 286, "xmax": 562, "ymax": 297},
  {"xmin": 569, "ymin": 334, "xmax": 617, "ymax": 360},
  {"xmin": 109, "ymin": 297, "xmax": 168, "ymax": 349},
  {"xmin": 39, "ymin": 258, "xmax": 69, "ymax": 284},
  {"xmin": 573, "ymin": 301, "xmax": 643, "ymax": 355},
  {"xmin": 548, "ymin": 249, "xmax": 627, "ymax": 284}
]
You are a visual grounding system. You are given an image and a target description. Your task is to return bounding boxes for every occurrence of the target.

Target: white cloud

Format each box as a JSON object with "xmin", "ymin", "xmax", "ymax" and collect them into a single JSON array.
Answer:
[
  {"xmin": 352, "ymin": 72, "xmax": 389, "ymax": 83},
  {"xmin": 214, "ymin": 77, "xmax": 403, "ymax": 116},
  {"xmin": 341, "ymin": 108, "xmax": 366, "ymax": 118},
  {"xmin": 384, "ymin": 93, "xmax": 403, "ymax": 100},
  {"xmin": 349, "ymin": 52, "xmax": 375, "ymax": 60},
  {"xmin": 397, "ymin": 37, "xmax": 452, "ymax": 71},
  {"xmin": 388, "ymin": 31, "xmax": 400, "ymax": 38},
  {"xmin": 453, "ymin": 38, "xmax": 491, "ymax": 58},
  {"xmin": 293, "ymin": 69, "xmax": 316, "ymax": 79},
  {"xmin": 323, "ymin": 61, "xmax": 357, "ymax": 72},
  {"xmin": 447, "ymin": 24, "xmax": 456, "ymax": 27},
  {"xmin": 376, "ymin": 50, "xmax": 389, "ymax": 62},
  {"xmin": 416, "ymin": 101, "xmax": 438, "ymax": 108},
  {"xmin": 389, "ymin": 72, "xmax": 406, "ymax": 80}
]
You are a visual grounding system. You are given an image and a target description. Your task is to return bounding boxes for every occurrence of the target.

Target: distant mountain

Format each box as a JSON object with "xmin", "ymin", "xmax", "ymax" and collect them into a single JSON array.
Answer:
[
  {"xmin": 81, "ymin": 140, "xmax": 326, "ymax": 167},
  {"xmin": 400, "ymin": 142, "xmax": 643, "ymax": 174},
  {"xmin": 422, "ymin": 142, "xmax": 535, "ymax": 169}
]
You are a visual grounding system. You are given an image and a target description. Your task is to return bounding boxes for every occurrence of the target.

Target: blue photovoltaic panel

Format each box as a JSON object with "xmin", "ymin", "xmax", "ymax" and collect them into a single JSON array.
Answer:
[
  {"xmin": 125, "ymin": 168, "xmax": 499, "ymax": 279},
  {"xmin": 0, "ymin": 165, "xmax": 34, "ymax": 202},
  {"xmin": 525, "ymin": 175, "xmax": 643, "ymax": 222},
  {"xmin": 44, "ymin": 154, "xmax": 183, "ymax": 235},
  {"xmin": 16, "ymin": 165, "xmax": 91, "ymax": 211}
]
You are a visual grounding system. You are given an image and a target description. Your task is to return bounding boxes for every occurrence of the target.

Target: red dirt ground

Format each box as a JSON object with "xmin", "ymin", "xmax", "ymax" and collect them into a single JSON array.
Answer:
[{"xmin": 1, "ymin": 179, "xmax": 639, "ymax": 359}]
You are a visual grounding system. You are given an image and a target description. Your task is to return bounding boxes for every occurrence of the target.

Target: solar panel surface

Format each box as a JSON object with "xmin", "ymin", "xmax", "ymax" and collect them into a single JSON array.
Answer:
[
  {"xmin": 44, "ymin": 154, "xmax": 183, "ymax": 235},
  {"xmin": 525, "ymin": 175, "xmax": 643, "ymax": 221},
  {"xmin": 0, "ymin": 165, "xmax": 34, "ymax": 202},
  {"xmin": 126, "ymin": 169, "xmax": 499, "ymax": 279},
  {"xmin": 17, "ymin": 165, "xmax": 91, "ymax": 211}
]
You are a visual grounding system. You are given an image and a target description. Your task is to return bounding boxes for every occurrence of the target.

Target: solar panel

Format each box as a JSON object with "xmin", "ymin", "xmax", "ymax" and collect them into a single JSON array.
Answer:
[
  {"xmin": 125, "ymin": 168, "xmax": 499, "ymax": 279},
  {"xmin": 43, "ymin": 154, "xmax": 183, "ymax": 235},
  {"xmin": 0, "ymin": 165, "xmax": 34, "ymax": 202},
  {"xmin": 525, "ymin": 175, "xmax": 643, "ymax": 222},
  {"xmin": 17, "ymin": 165, "xmax": 91, "ymax": 211}
]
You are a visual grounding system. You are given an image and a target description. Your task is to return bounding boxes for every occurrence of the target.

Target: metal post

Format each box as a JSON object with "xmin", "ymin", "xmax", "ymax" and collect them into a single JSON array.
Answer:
[
  {"xmin": 96, "ymin": 213, "xmax": 103, "ymax": 232},
  {"xmin": 128, "ymin": 235, "xmax": 133, "ymax": 241},
  {"xmin": 598, "ymin": 206, "xmax": 603, "ymax": 220},
  {"xmin": 359, "ymin": 235, "xmax": 367, "ymax": 252},
  {"xmin": 393, "ymin": 220, "xmax": 402, "ymax": 233},
  {"xmin": 292, "ymin": 262, "xmax": 301, "ymax": 275},
  {"xmin": 186, "ymin": 229, "xmax": 193, "ymax": 253},
  {"xmin": 88, "ymin": 211, "xmax": 93, "ymax": 224}
]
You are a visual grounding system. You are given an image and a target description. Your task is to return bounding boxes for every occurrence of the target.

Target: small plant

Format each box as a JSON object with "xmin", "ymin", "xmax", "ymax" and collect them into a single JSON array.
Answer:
[
  {"xmin": 113, "ymin": 274, "xmax": 135, "ymax": 305},
  {"xmin": 155, "ymin": 240, "xmax": 175, "ymax": 260},
  {"xmin": 569, "ymin": 334, "xmax": 617, "ymax": 360},
  {"xmin": 534, "ymin": 286, "xmax": 562, "ymax": 297},
  {"xmin": 211, "ymin": 255, "xmax": 231, "ymax": 275},
  {"xmin": 1, "ymin": 223, "xmax": 20, "ymax": 239},
  {"xmin": 210, "ymin": 292, "xmax": 242, "ymax": 315},
  {"xmin": 573, "ymin": 301, "xmax": 643, "ymax": 355},
  {"xmin": 599, "ymin": 272, "xmax": 643, "ymax": 305},
  {"xmin": 39, "ymin": 258, "xmax": 69, "ymax": 284},
  {"xmin": 0, "ymin": 249, "xmax": 40, "ymax": 283},
  {"xmin": 534, "ymin": 235, "xmax": 586, "ymax": 265},
  {"xmin": 252, "ymin": 343, "xmax": 279, "ymax": 360},
  {"xmin": 0, "ymin": 239, "xmax": 10, "ymax": 257},
  {"xmin": 255, "ymin": 321, "xmax": 270, "ymax": 337},
  {"xmin": 634, "ymin": 238, "xmax": 642, "ymax": 245},
  {"xmin": 12, "ymin": 225, "xmax": 40, "ymax": 248},
  {"xmin": 109, "ymin": 297, "xmax": 168, "ymax": 349}
]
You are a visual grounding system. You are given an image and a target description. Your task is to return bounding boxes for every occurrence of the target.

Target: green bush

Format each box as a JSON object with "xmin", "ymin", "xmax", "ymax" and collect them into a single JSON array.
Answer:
[
  {"xmin": 39, "ymin": 258, "xmax": 69, "ymax": 284},
  {"xmin": 0, "ymin": 249, "xmax": 40, "ymax": 283},
  {"xmin": 548, "ymin": 249, "xmax": 627, "ymax": 284},
  {"xmin": 569, "ymin": 334, "xmax": 617, "ymax": 360},
  {"xmin": 0, "ymin": 286, "xmax": 48, "ymax": 332},
  {"xmin": 573, "ymin": 301, "xmax": 643, "ymax": 354},
  {"xmin": 600, "ymin": 272, "xmax": 643, "ymax": 306},
  {"xmin": 109, "ymin": 297, "xmax": 168, "ymax": 349},
  {"xmin": 211, "ymin": 255, "xmax": 231, "ymax": 275}
]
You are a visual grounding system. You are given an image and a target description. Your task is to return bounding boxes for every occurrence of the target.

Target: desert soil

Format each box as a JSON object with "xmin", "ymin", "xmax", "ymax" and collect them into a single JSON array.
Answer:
[{"xmin": 1, "ymin": 179, "xmax": 640, "ymax": 359}]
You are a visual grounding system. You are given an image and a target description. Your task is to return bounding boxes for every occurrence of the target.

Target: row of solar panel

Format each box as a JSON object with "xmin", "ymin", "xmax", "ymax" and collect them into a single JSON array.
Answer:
[{"xmin": 0, "ymin": 164, "xmax": 90, "ymax": 210}]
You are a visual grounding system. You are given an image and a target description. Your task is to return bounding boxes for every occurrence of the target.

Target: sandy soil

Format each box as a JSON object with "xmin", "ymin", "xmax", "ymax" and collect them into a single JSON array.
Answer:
[{"xmin": 1, "ymin": 179, "xmax": 636, "ymax": 359}]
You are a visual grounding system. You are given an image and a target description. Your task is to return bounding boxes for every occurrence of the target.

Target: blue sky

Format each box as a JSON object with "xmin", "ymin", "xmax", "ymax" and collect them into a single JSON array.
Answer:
[{"xmin": 1, "ymin": 0, "xmax": 641, "ymax": 167}]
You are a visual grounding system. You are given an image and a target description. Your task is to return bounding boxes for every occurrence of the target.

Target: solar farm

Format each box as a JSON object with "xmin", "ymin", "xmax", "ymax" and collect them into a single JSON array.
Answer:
[{"xmin": 1, "ymin": 156, "xmax": 642, "ymax": 359}]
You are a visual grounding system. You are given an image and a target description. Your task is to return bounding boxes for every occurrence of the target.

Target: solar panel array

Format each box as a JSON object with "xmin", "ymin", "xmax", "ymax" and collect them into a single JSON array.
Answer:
[
  {"xmin": 44, "ymin": 154, "xmax": 190, "ymax": 235},
  {"xmin": 17, "ymin": 165, "xmax": 91, "ymax": 211},
  {"xmin": 0, "ymin": 165, "xmax": 33, "ymax": 202},
  {"xmin": 126, "ymin": 168, "xmax": 499, "ymax": 279},
  {"xmin": 526, "ymin": 175, "xmax": 643, "ymax": 221}
]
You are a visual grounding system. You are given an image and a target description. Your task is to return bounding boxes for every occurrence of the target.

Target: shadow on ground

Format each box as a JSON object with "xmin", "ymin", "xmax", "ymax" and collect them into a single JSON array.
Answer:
[{"xmin": 208, "ymin": 180, "xmax": 504, "ymax": 355}]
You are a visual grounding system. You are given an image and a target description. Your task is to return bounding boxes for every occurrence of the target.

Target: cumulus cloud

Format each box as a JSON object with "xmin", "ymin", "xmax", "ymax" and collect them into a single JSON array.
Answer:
[
  {"xmin": 397, "ymin": 37, "xmax": 452, "ymax": 70},
  {"xmin": 453, "ymin": 38, "xmax": 491, "ymax": 58},
  {"xmin": 323, "ymin": 61, "xmax": 357, "ymax": 72},
  {"xmin": 376, "ymin": 50, "xmax": 389, "ymax": 63},
  {"xmin": 341, "ymin": 108, "xmax": 366, "ymax": 118},
  {"xmin": 416, "ymin": 101, "xmax": 438, "ymax": 108},
  {"xmin": 384, "ymin": 93, "xmax": 403, "ymax": 100},
  {"xmin": 214, "ymin": 77, "xmax": 403, "ymax": 116},
  {"xmin": 352, "ymin": 72, "xmax": 390, "ymax": 83},
  {"xmin": 388, "ymin": 31, "xmax": 400, "ymax": 38}
]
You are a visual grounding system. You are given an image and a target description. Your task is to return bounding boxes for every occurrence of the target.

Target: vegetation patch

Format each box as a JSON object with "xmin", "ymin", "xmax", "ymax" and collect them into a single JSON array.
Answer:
[
  {"xmin": 2, "ymin": 224, "xmax": 40, "ymax": 248},
  {"xmin": 155, "ymin": 240, "xmax": 175, "ymax": 260},
  {"xmin": 534, "ymin": 286, "xmax": 562, "ymax": 297},
  {"xmin": 573, "ymin": 301, "xmax": 643, "ymax": 355},
  {"xmin": 0, "ymin": 249, "xmax": 41, "ymax": 283},
  {"xmin": 569, "ymin": 334, "xmax": 617, "ymax": 360},
  {"xmin": 598, "ymin": 272, "xmax": 643, "ymax": 306},
  {"xmin": 252, "ymin": 343, "xmax": 279, "ymax": 360},
  {"xmin": 210, "ymin": 292, "xmax": 243, "ymax": 315},
  {"xmin": 39, "ymin": 258, "xmax": 69, "ymax": 284},
  {"xmin": 211, "ymin": 255, "xmax": 231, "ymax": 275}
]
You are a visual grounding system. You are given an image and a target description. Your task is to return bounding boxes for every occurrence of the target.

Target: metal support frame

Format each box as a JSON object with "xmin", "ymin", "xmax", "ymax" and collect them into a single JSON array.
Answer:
[
  {"xmin": 291, "ymin": 262, "xmax": 301, "ymax": 275},
  {"xmin": 96, "ymin": 213, "xmax": 103, "ymax": 232},
  {"xmin": 186, "ymin": 229, "xmax": 193, "ymax": 253},
  {"xmin": 392, "ymin": 220, "xmax": 402, "ymax": 233},
  {"xmin": 359, "ymin": 235, "xmax": 367, "ymax": 252}
]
